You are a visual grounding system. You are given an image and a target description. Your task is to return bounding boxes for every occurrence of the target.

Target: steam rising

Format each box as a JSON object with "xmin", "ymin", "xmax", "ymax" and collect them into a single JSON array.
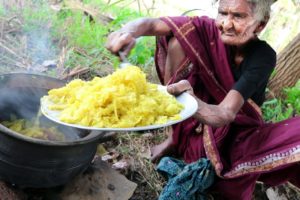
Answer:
[
  {"xmin": 26, "ymin": 28, "xmax": 58, "ymax": 72},
  {"xmin": 0, "ymin": 1, "xmax": 59, "ymax": 73}
]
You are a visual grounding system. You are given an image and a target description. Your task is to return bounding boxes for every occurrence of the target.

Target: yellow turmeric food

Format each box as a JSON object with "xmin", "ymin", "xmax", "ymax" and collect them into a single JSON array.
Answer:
[
  {"xmin": 2, "ymin": 117, "xmax": 65, "ymax": 141},
  {"xmin": 45, "ymin": 66, "xmax": 184, "ymax": 128}
]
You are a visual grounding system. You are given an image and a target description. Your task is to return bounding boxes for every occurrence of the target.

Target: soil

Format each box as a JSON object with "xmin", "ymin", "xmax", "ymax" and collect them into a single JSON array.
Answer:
[
  {"xmin": 130, "ymin": 182, "xmax": 158, "ymax": 200},
  {"xmin": 127, "ymin": 171, "xmax": 159, "ymax": 200}
]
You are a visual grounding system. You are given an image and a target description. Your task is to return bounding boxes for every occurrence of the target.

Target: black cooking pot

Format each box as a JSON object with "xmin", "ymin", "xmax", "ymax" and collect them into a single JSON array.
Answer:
[{"xmin": 0, "ymin": 73, "xmax": 104, "ymax": 188}]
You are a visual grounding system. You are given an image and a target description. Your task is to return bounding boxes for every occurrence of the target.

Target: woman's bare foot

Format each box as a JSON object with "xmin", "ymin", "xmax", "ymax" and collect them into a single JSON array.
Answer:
[{"xmin": 150, "ymin": 135, "xmax": 175, "ymax": 163}]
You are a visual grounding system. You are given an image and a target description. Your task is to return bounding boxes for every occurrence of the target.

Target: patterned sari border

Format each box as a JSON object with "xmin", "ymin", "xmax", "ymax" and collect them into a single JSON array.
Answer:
[
  {"xmin": 224, "ymin": 146, "xmax": 300, "ymax": 178},
  {"xmin": 203, "ymin": 125, "xmax": 223, "ymax": 177},
  {"xmin": 178, "ymin": 20, "xmax": 195, "ymax": 37}
]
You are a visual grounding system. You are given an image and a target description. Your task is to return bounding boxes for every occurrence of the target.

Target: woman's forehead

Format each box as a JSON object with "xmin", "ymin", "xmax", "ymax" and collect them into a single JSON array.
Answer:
[{"xmin": 219, "ymin": 0, "xmax": 253, "ymax": 13}]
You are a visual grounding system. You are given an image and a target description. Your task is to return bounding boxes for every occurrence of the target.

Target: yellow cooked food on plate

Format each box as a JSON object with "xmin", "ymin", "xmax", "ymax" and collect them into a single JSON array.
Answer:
[{"xmin": 44, "ymin": 66, "xmax": 184, "ymax": 128}]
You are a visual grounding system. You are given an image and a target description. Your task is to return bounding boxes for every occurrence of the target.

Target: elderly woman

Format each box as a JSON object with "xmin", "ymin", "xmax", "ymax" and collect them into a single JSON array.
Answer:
[{"xmin": 106, "ymin": 0, "xmax": 300, "ymax": 199}]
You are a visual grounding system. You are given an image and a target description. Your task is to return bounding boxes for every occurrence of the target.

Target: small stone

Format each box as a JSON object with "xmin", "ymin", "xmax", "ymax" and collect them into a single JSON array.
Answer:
[
  {"xmin": 42, "ymin": 60, "xmax": 57, "ymax": 68},
  {"xmin": 107, "ymin": 184, "xmax": 115, "ymax": 191}
]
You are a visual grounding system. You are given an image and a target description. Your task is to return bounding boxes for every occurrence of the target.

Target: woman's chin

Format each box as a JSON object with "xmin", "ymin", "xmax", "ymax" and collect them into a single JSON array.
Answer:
[
  {"xmin": 221, "ymin": 35, "xmax": 251, "ymax": 46},
  {"xmin": 222, "ymin": 39, "xmax": 236, "ymax": 46},
  {"xmin": 221, "ymin": 38, "xmax": 246, "ymax": 46},
  {"xmin": 220, "ymin": 34, "xmax": 232, "ymax": 41}
]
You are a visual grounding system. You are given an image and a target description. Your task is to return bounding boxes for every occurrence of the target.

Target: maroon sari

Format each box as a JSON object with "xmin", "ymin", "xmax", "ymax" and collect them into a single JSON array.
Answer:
[{"xmin": 155, "ymin": 16, "xmax": 300, "ymax": 200}]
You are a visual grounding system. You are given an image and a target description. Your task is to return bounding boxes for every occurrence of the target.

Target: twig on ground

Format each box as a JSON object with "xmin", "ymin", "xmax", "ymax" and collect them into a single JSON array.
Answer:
[
  {"xmin": 61, "ymin": 66, "xmax": 90, "ymax": 80},
  {"xmin": 57, "ymin": 46, "xmax": 68, "ymax": 77}
]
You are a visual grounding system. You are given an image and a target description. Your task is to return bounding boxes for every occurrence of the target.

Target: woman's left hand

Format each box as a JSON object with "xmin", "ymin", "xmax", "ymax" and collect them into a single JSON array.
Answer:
[
  {"xmin": 167, "ymin": 80, "xmax": 203, "ymax": 132},
  {"xmin": 167, "ymin": 80, "xmax": 244, "ymax": 127},
  {"xmin": 167, "ymin": 80, "xmax": 194, "ymax": 96}
]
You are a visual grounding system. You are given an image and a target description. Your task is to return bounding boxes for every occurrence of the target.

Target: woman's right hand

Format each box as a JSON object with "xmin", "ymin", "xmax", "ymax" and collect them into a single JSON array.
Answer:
[
  {"xmin": 106, "ymin": 18, "xmax": 171, "ymax": 58},
  {"xmin": 105, "ymin": 30, "xmax": 136, "ymax": 58}
]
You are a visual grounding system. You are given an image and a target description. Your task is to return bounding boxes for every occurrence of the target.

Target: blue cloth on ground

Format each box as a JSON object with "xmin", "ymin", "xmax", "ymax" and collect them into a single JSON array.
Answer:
[{"xmin": 156, "ymin": 157, "xmax": 215, "ymax": 200}]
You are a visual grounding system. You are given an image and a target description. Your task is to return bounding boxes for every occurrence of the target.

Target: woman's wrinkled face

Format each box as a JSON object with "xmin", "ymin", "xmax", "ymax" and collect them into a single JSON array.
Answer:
[{"xmin": 216, "ymin": 0, "xmax": 260, "ymax": 46}]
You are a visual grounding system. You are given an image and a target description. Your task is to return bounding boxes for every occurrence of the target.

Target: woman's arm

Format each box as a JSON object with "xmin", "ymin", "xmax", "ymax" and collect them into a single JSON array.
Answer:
[
  {"xmin": 106, "ymin": 18, "xmax": 172, "ymax": 55},
  {"xmin": 118, "ymin": 18, "xmax": 172, "ymax": 37},
  {"xmin": 168, "ymin": 80, "xmax": 244, "ymax": 127}
]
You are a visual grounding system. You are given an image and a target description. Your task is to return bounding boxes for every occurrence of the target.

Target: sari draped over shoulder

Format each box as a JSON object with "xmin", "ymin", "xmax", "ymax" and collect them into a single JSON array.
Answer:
[{"xmin": 155, "ymin": 16, "xmax": 300, "ymax": 199}]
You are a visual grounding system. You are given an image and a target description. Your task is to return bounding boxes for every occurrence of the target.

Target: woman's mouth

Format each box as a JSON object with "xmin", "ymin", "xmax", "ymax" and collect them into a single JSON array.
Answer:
[{"xmin": 223, "ymin": 32, "xmax": 235, "ymax": 37}]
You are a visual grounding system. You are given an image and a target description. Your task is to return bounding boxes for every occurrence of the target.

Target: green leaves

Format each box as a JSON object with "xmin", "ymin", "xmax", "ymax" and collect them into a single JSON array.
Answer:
[
  {"xmin": 262, "ymin": 80, "xmax": 300, "ymax": 122},
  {"xmin": 129, "ymin": 37, "xmax": 155, "ymax": 66},
  {"xmin": 284, "ymin": 80, "xmax": 300, "ymax": 115}
]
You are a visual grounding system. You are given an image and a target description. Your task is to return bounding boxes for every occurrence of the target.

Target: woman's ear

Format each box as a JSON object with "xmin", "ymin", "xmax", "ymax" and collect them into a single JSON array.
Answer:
[{"xmin": 255, "ymin": 16, "xmax": 270, "ymax": 34}]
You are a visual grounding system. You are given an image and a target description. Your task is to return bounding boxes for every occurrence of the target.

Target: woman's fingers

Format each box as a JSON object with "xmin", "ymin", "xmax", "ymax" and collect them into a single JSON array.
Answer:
[
  {"xmin": 106, "ymin": 31, "xmax": 136, "ymax": 56},
  {"xmin": 167, "ymin": 80, "xmax": 194, "ymax": 96},
  {"xmin": 105, "ymin": 32, "xmax": 118, "ymax": 51},
  {"xmin": 106, "ymin": 32, "xmax": 123, "ymax": 53},
  {"xmin": 122, "ymin": 40, "xmax": 136, "ymax": 57}
]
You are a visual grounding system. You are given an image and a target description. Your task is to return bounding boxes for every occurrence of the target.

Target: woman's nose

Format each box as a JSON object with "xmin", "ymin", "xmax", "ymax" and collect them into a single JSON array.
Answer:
[{"xmin": 222, "ymin": 16, "xmax": 234, "ymax": 31}]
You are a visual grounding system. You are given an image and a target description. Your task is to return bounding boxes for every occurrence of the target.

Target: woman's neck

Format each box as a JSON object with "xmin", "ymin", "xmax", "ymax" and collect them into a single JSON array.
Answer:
[
  {"xmin": 231, "ymin": 37, "xmax": 259, "ymax": 67},
  {"xmin": 235, "ymin": 36, "xmax": 259, "ymax": 54}
]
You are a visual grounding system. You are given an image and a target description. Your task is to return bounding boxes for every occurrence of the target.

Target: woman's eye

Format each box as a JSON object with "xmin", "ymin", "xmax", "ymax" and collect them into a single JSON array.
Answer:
[
  {"xmin": 218, "ymin": 11, "xmax": 227, "ymax": 16},
  {"xmin": 234, "ymin": 14, "xmax": 245, "ymax": 19}
]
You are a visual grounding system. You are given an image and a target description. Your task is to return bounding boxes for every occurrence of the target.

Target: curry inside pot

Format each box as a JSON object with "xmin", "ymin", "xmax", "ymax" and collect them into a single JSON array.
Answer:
[{"xmin": 0, "ymin": 87, "xmax": 85, "ymax": 141}]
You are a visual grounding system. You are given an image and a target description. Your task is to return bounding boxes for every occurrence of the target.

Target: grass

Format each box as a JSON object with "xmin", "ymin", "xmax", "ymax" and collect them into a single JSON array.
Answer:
[{"xmin": 49, "ymin": 0, "xmax": 157, "ymax": 80}]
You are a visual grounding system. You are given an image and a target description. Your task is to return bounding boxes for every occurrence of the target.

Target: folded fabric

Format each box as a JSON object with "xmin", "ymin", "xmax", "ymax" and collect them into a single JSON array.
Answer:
[{"xmin": 157, "ymin": 157, "xmax": 215, "ymax": 200}]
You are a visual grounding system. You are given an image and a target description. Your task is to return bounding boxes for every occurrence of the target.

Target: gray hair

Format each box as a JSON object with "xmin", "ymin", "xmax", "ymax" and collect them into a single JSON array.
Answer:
[{"xmin": 246, "ymin": 0, "xmax": 275, "ymax": 21}]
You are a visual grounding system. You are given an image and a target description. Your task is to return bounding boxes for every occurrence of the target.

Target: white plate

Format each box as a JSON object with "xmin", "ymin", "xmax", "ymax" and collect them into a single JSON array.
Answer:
[{"xmin": 40, "ymin": 86, "xmax": 198, "ymax": 131}]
